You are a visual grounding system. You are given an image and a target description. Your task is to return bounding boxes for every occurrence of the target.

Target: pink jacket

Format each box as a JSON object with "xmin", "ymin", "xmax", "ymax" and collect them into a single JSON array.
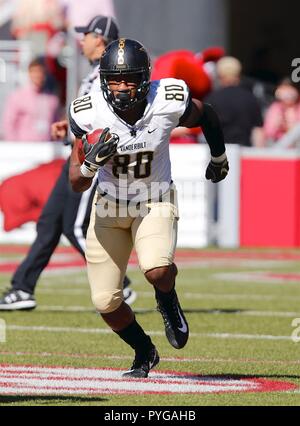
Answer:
[
  {"xmin": 263, "ymin": 101, "xmax": 300, "ymax": 141},
  {"xmin": 2, "ymin": 84, "xmax": 59, "ymax": 141}
]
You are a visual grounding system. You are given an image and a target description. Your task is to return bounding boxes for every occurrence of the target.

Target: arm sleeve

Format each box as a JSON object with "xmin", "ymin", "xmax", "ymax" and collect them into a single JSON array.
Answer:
[{"xmin": 198, "ymin": 103, "xmax": 226, "ymax": 157}]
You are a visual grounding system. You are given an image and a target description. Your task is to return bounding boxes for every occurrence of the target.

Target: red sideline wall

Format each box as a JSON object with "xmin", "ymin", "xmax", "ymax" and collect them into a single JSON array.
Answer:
[{"xmin": 240, "ymin": 156, "xmax": 300, "ymax": 247}]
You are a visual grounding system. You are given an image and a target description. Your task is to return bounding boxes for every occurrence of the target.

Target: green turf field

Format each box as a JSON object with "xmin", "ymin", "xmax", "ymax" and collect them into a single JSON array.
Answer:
[{"xmin": 0, "ymin": 247, "xmax": 300, "ymax": 406}]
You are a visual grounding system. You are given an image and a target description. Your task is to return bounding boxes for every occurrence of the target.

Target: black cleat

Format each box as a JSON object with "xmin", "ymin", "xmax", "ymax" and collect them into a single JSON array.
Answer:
[
  {"xmin": 0, "ymin": 288, "xmax": 36, "ymax": 311},
  {"xmin": 122, "ymin": 345, "xmax": 160, "ymax": 378},
  {"xmin": 156, "ymin": 289, "xmax": 189, "ymax": 349}
]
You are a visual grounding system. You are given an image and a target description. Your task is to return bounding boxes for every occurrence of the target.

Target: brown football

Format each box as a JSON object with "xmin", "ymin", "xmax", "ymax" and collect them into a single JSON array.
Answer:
[{"xmin": 78, "ymin": 129, "xmax": 111, "ymax": 164}]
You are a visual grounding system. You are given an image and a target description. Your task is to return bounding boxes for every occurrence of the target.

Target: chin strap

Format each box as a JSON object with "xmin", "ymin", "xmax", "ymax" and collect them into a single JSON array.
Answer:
[{"xmin": 115, "ymin": 90, "xmax": 132, "ymax": 108}]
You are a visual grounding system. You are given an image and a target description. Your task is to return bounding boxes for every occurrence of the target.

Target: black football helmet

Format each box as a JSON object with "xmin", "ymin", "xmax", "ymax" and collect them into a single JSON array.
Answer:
[{"xmin": 100, "ymin": 38, "xmax": 151, "ymax": 110}]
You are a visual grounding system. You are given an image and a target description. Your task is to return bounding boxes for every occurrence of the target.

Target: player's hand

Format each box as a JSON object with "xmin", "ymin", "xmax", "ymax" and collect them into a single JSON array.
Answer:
[
  {"xmin": 205, "ymin": 153, "xmax": 229, "ymax": 183},
  {"xmin": 51, "ymin": 120, "xmax": 68, "ymax": 140},
  {"xmin": 80, "ymin": 128, "xmax": 119, "ymax": 177}
]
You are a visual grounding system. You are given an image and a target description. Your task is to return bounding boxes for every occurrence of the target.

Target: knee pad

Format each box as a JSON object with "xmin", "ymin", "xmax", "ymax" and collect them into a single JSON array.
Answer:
[{"xmin": 91, "ymin": 289, "xmax": 123, "ymax": 314}]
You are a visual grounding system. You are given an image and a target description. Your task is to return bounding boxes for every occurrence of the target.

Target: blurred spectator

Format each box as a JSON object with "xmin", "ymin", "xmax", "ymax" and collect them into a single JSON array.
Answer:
[
  {"xmin": 11, "ymin": 0, "xmax": 64, "ymax": 56},
  {"xmin": 59, "ymin": 0, "xmax": 116, "ymax": 31},
  {"xmin": 2, "ymin": 58, "xmax": 60, "ymax": 141},
  {"xmin": 263, "ymin": 78, "xmax": 300, "ymax": 144},
  {"xmin": 205, "ymin": 56, "xmax": 264, "ymax": 147}
]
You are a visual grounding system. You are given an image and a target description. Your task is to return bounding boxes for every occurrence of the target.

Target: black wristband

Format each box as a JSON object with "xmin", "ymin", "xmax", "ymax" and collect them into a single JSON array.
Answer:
[{"xmin": 198, "ymin": 103, "xmax": 226, "ymax": 157}]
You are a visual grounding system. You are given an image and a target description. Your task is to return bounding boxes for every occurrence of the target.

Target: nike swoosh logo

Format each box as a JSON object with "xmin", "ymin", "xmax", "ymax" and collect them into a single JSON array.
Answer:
[
  {"xmin": 95, "ymin": 153, "xmax": 111, "ymax": 162},
  {"xmin": 148, "ymin": 128, "xmax": 157, "ymax": 134},
  {"xmin": 177, "ymin": 308, "xmax": 188, "ymax": 333}
]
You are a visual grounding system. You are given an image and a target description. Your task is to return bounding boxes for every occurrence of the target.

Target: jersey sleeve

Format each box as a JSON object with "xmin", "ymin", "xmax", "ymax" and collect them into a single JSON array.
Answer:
[
  {"xmin": 154, "ymin": 78, "xmax": 191, "ymax": 125},
  {"xmin": 68, "ymin": 94, "xmax": 97, "ymax": 138}
]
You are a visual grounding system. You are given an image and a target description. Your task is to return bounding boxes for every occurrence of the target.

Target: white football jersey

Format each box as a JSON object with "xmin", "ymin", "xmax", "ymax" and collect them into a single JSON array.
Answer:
[{"xmin": 69, "ymin": 78, "xmax": 191, "ymax": 202}]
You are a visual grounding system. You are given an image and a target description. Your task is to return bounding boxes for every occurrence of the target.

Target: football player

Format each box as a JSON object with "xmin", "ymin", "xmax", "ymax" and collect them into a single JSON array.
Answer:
[{"xmin": 69, "ymin": 39, "xmax": 229, "ymax": 378}]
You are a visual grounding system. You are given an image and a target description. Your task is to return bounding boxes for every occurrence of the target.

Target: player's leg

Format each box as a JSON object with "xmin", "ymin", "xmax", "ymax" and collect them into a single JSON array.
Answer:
[
  {"xmin": 86, "ymin": 195, "xmax": 158, "ymax": 378},
  {"xmin": 0, "ymin": 161, "xmax": 68, "ymax": 310},
  {"xmin": 132, "ymin": 187, "xmax": 189, "ymax": 349},
  {"xmin": 82, "ymin": 182, "xmax": 136, "ymax": 303}
]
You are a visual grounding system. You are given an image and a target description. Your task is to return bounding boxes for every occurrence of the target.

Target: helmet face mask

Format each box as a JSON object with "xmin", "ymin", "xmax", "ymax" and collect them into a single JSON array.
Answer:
[{"xmin": 100, "ymin": 39, "xmax": 151, "ymax": 111}]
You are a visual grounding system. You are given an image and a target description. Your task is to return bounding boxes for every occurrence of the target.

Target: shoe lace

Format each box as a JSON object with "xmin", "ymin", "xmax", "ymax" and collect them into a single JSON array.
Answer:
[{"xmin": 157, "ymin": 295, "xmax": 182, "ymax": 328}]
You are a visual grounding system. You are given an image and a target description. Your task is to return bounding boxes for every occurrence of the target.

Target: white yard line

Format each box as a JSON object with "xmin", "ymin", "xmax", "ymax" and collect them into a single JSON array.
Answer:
[
  {"xmin": 36, "ymin": 288, "xmax": 300, "ymax": 302},
  {"xmin": 1, "ymin": 350, "xmax": 300, "ymax": 365},
  {"xmin": 180, "ymin": 292, "xmax": 300, "ymax": 301},
  {"xmin": 32, "ymin": 304, "xmax": 300, "ymax": 319},
  {"xmin": 37, "ymin": 305, "xmax": 94, "ymax": 312},
  {"xmin": 236, "ymin": 311, "xmax": 300, "ymax": 318},
  {"xmin": 213, "ymin": 272, "xmax": 300, "ymax": 284},
  {"xmin": 37, "ymin": 289, "xmax": 89, "ymax": 295},
  {"xmin": 6, "ymin": 324, "xmax": 294, "ymax": 341}
]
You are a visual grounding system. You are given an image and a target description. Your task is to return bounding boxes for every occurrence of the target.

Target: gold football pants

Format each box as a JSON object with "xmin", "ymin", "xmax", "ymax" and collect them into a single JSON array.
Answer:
[{"xmin": 85, "ymin": 186, "xmax": 179, "ymax": 313}]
